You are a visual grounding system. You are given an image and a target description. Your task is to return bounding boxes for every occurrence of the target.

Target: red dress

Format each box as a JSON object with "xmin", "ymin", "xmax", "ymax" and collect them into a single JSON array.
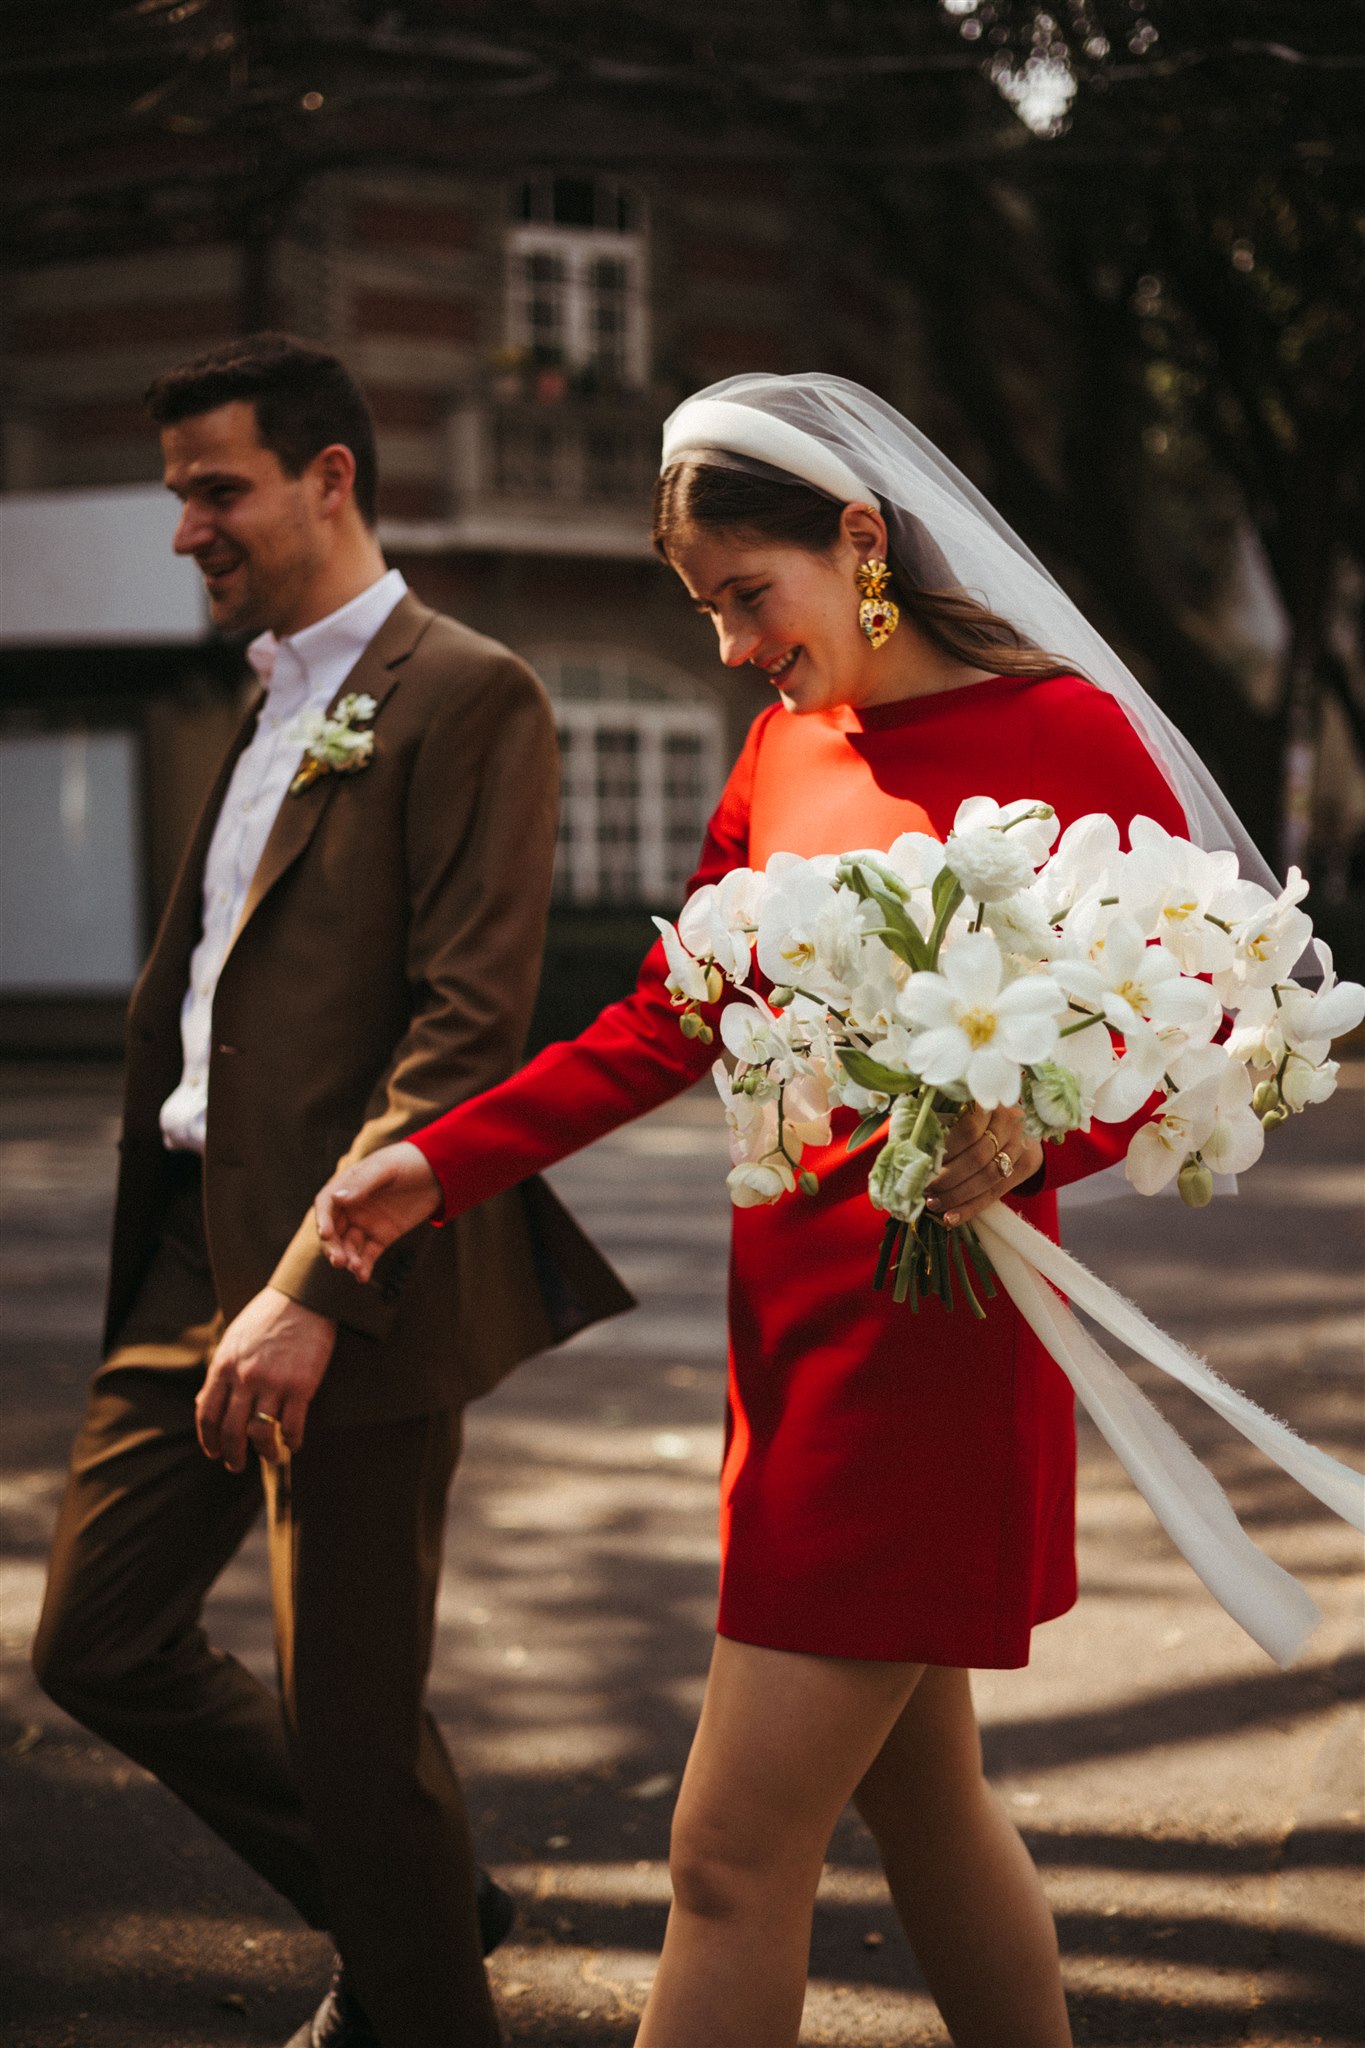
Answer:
[{"xmin": 412, "ymin": 674, "xmax": 1189, "ymax": 1668}]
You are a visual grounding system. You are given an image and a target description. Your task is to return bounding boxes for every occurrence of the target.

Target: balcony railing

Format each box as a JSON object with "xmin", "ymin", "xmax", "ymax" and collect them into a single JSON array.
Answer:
[{"xmin": 440, "ymin": 394, "xmax": 663, "ymax": 557}]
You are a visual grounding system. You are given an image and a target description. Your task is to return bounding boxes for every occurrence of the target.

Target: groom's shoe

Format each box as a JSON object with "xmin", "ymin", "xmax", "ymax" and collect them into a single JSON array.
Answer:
[
  {"xmin": 284, "ymin": 1957, "xmax": 378, "ymax": 2048},
  {"xmin": 284, "ymin": 1873, "xmax": 516, "ymax": 2044}
]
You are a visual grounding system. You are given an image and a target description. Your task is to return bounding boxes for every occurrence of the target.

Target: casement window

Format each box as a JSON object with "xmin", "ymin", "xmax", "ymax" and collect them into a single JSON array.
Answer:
[
  {"xmin": 530, "ymin": 648, "xmax": 727, "ymax": 907},
  {"xmin": 506, "ymin": 176, "xmax": 648, "ymax": 391}
]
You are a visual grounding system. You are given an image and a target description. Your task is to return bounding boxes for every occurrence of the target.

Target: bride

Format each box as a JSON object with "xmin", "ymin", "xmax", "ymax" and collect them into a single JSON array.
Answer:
[{"xmin": 311, "ymin": 373, "xmax": 1291, "ymax": 2047}]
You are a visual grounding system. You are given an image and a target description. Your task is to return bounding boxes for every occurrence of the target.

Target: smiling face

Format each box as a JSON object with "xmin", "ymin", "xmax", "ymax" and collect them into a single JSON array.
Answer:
[
  {"xmin": 161, "ymin": 399, "xmax": 340, "ymax": 638},
  {"xmin": 668, "ymin": 504, "xmax": 936, "ymax": 717}
]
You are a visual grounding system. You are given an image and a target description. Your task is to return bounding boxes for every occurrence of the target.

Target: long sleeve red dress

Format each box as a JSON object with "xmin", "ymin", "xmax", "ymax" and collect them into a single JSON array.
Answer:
[{"xmin": 411, "ymin": 673, "xmax": 1190, "ymax": 1668}]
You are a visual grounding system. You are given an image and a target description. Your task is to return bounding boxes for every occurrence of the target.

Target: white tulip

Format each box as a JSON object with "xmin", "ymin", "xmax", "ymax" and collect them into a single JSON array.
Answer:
[
  {"xmin": 983, "ymin": 887, "xmax": 1055, "ymax": 963},
  {"xmin": 943, "ymin": 797, "xmax": 1058, "ymax": 905}
]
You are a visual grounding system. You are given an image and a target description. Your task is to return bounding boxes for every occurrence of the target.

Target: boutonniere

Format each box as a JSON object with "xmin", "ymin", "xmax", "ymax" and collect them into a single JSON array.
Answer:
[{"xmin": 288, "ymin": 693, "xmax": 379, "ymax": 795}]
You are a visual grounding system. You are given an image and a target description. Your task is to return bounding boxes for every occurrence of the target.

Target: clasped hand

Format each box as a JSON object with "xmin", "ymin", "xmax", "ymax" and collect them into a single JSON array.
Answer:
[
  {"xmin": 924, "ymin": 1103, "xmax": 1042, "ymax": 1227},
  {"xmin": 314, "ymin": 1141, "xmax": 442, "ymax": 1286}
]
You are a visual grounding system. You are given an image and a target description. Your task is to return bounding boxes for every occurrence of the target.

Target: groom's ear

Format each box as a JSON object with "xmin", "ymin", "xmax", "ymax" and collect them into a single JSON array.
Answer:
[{"xmin": 309, "ymin": 441, "xmax": 360, "ymax": 523}]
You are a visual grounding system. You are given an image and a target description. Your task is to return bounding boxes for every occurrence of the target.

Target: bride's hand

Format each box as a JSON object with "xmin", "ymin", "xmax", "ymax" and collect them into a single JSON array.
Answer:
[
  {"xmin": 314, "ymin": 1142, "xmax": 442, "ymax": 1284},
  {"xmin": 923, "ymin": 1103, "xmax": 1043, "ymax": 1229}
]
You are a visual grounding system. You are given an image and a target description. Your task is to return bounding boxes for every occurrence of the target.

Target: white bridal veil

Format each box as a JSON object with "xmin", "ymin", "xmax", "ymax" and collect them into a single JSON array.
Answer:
[{"xmin": 661, "ymin": 372, "xmax": 1279, "ymax": 895}]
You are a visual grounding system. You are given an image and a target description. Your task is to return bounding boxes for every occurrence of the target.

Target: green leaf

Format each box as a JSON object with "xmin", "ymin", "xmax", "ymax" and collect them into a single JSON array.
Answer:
[
  {"xmin": 837, "ymin": 1047, "xmax": 919, "ymax": 1096},
  {"xmin": 847, "ymin": 1110, "xmax": 891, "ymax": 1152},
  {"xmin": 931, "ymin": 865, "xmax": 962, "ymax": 921}
]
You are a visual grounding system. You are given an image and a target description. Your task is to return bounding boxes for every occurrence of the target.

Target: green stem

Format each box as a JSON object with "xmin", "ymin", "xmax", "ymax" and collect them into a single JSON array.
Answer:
[
  {"xmin": 950, "ymin": 1228, "xmax": 986, "ymax": 1319},
  {"xmin": 1059, "ymin": 1011, "xmax": 1106, "ymax": 1038},
  {"xmin": 909, "ymin": 1087, "xmax": 937, "ymax": 1148}
]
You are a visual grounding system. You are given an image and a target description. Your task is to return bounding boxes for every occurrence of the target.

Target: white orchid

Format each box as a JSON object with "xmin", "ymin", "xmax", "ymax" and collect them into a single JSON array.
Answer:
[
  {"xmin": 899, "ymin": 931, "xmax": 1063, "ymax": 1109},
  {"xmin": 676, "ymin": 870, "xmax": 762, "ymax": 983},
  {"xmin": 1196, "ymin": 1061, "xmax": 1266, "ymax": 1177},
  {"xmin": 755, "ymin": 861, "xmax": 866, "ymax": 1001},
  {"xmin": 1117, "ymin": 816, "xmax": 1240, "ymax": 974},
  {"xmin": 1281, "ymin": 1055, "xmax": 1339, "ymax": 1112},
  {"xmin": 1223, "ymin": 986, "xmax": 1291, "ymax": 1070},
  {"xmin": 1054, "ymin": 917, "xmax": 1220, "ymax": 1043},
  {"xmin": 1091, "ymin": 1016, "xmax": 1172, "ymax": 1122},
  {"xmin": 1037, "ymin": 812, "xmax": 1123, "ymax": 921},
  {"xmin": 1211, "ymin": 868, "xmax": 1313, "ymax": 998},
  {"xmin": 943, "ymin": 797, "xmax": 1059, "ymax": 904},
  {"xmin": 882, "ymin": 830, "xmax": 949, "ymax": 894},
  {"xmin": 654, "ymin": 917, "xmax": 712, "ymax": 1006},
  {"xmin": 726, "ymin": 1158, "xmax": 798, "ymax": 1206},
  {"xmin": 1276, "ymin": 941, "xmax": 1365, "ymax": 1050}
]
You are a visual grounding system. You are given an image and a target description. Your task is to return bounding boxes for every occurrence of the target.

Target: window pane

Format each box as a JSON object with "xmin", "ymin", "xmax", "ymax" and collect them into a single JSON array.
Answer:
[{"xmin": 0, "ymin": 729, "xmax": 142, "ymax": 991}]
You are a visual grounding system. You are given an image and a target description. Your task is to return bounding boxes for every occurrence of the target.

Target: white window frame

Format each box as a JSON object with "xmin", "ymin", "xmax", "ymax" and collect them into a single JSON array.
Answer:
[
  {"xmin": 529, "ymin": 647, "xmax": 727, "ymax": 906},
  {"xmin": 505, "ymin": 222, "xmax": 649, "ymax": 390}
]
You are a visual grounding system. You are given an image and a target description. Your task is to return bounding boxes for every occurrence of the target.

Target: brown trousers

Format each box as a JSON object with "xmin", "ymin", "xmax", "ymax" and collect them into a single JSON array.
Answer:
[{"xmin": 32, "ymin": 1160, "xmax": 501, "ymax": 2047}]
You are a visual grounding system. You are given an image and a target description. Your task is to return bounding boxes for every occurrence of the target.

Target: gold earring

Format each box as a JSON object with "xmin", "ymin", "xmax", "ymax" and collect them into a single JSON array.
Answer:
[{"xmin": 856, "ymin": 559, "xmax": 900, "ymax": 648}]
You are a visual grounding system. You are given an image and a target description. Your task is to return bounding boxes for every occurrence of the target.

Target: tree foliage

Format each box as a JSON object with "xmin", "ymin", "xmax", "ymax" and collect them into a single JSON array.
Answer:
[{"xmin": 2, "ymin": 0, "xmax": 1362, "ymax": 864}]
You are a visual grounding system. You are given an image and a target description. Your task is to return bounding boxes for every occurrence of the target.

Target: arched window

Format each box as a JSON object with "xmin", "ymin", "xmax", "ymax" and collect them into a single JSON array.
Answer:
[
  {"xmin": 530, "ymin": 647, "xmax": 727, "ymax": 907},
  {"xmin": 506, "ymin": 176, "xmax": 648, "ymax": 392}
]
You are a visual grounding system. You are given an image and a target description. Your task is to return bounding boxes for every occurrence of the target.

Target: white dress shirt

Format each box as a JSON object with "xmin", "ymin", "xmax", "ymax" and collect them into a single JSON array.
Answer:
[{"xmin": 160, "ymin": 568, "xmax": 408, "ymax": 1154}]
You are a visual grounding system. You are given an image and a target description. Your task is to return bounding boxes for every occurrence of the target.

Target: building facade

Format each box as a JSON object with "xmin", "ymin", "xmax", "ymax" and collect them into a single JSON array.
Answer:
[{"xmin": 0, "ymin": 153, "xmax": 916, "ymax": 1043}]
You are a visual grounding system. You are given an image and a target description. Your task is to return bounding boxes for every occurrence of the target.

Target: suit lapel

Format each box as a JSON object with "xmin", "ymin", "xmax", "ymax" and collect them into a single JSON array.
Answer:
[{"xmin": 223, "ymin": 591, "xmax": 433, "ymax": 963}]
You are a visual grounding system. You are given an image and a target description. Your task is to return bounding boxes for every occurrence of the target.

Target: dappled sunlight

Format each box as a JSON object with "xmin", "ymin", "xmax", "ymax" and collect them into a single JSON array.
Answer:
[{"xmin": 2, "ymin": 1068, "xmax": 1360, "ymax": 2042}]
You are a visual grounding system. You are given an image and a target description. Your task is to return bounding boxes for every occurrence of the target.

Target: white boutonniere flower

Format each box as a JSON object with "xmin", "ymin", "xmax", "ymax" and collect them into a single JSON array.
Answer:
[{"xmin": 288, "ymin": 692, "xmax": 379, "ymax": 795}]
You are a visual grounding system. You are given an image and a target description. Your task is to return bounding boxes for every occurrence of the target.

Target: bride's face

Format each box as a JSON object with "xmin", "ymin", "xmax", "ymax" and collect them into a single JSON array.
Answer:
[{"xmin": 670, "ymin": 520, "xmax": 889, "ymax": 716}]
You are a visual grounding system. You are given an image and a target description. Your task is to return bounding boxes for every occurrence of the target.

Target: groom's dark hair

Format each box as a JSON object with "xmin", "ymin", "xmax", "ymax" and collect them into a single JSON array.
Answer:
[{"xmin": 145, "ymin": 332, "xmax": 379, "ymax": 527}]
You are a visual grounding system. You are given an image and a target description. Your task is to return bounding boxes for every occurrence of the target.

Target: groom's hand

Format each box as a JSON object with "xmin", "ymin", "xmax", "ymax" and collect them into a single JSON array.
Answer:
[{"xmin": 197, "ymin": 1286, "xmax": 337, "ymax": 1470}]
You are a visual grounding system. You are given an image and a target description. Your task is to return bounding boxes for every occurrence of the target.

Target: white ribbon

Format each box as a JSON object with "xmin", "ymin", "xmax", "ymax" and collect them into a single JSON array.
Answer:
[{"xmin": 973, "ymin": 1203, "xmax": 1365, "ymax": 1668}]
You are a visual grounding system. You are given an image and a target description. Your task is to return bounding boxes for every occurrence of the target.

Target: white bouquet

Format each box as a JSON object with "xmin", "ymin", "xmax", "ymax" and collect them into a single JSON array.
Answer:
[
  {"xmin": 655, "ymin": 799, "xmax": 1365, "ymax": 1665},
  {"xmin": 656, "ymin": 798, "xmax": 1363, "ymax": 1313}
]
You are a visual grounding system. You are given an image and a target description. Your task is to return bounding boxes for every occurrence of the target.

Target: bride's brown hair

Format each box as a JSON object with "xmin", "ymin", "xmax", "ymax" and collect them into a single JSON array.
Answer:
[{"xmin": 652, "ymin": 461, "xmax": 1071, "ymax": 681}]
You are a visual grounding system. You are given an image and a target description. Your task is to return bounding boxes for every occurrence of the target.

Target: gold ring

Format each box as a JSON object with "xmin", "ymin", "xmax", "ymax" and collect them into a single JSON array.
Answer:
[
  {"xmin": 254, "ymin": 1410, "xmax": 278, "ymax": 1427},
  {"xmin": 984, "ymin": 1131, "xmax": 1004, "ymax": 1160},
  {"xmin": 995, "ymin": 1151, "xmax": 1013, "ymax": 1179}
]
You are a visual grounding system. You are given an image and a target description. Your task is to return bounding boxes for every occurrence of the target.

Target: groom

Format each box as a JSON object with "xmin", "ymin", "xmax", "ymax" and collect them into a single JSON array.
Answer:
[{"xmin": 31, "ymin": 333, "xmax": 631, "ymax": 2047}]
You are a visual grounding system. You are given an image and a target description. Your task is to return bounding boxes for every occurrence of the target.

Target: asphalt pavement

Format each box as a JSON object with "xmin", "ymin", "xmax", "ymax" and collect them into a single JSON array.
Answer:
[{"xmin": 1, "ymin": 1063, "xmax": 1361, "ymax": 2047}]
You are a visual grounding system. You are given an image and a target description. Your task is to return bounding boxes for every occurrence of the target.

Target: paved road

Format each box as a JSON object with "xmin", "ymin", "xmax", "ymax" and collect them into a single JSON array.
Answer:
[{"xmin": 1, "ymin": 1064, "xmax": 1361, "ymax": 2047}]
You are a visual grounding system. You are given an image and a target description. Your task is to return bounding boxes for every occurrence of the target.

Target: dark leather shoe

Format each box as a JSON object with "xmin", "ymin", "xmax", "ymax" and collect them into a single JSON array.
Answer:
[
  {"xmin": 283, "ymin": 1956, "xmax": 377, "ymax": 2048},
  {"xmin": 284, "ymin": 1872, "xmax": 515, "ymax": 2043}
]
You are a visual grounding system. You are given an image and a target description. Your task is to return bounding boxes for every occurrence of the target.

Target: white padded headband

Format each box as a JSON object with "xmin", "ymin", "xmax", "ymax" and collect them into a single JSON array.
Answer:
[{"xmin": 660, "ymin": 396, "xmax": 878, "ymax": 506}]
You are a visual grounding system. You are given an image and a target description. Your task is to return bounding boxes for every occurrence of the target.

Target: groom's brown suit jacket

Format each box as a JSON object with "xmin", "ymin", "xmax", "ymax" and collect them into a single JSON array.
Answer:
[{"xmin": 107, "ymin": 589, "xmax": 633, "ymax": 1427}]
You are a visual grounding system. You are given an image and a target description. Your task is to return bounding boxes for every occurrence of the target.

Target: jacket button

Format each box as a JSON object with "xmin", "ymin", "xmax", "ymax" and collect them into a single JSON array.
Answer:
[{"xmin": 215, "ymin": 1043, "xmax": 238, "ymax": 1056}]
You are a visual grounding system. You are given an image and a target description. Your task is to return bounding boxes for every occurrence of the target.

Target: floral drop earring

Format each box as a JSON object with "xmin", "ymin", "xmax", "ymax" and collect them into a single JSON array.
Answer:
[{"xmin": 856, "ymin": 559, "xmax": 900, "ymax": 648}]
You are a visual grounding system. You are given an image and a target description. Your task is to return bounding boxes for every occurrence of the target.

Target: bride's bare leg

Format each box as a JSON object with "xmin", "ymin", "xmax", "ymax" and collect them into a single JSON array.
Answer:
[
  {"xmin": 854, "ymin": 1665, "xmax": 1073, "ymax": 2048},
  {"xmin": 635, "ymin": 1637, "xmax": 925, "ymax": 2048}
]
